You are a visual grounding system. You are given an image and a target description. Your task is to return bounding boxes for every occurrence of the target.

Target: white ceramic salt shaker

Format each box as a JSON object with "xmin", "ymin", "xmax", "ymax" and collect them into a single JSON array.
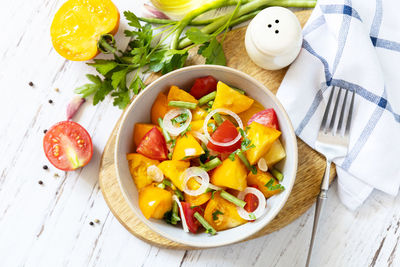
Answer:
[{"xmin": 245, "ymin": 7, "xmax": 302, "ymax": 70}]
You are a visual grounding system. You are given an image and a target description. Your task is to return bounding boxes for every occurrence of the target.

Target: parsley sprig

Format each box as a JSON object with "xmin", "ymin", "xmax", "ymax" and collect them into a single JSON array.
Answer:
[
  {"xmin": 265, "ymin": 178, "xmax": 285, "ymax": 191},
  {"xmin": 75, "ymin": 8, "xmax": 234, "ymax": 109}
]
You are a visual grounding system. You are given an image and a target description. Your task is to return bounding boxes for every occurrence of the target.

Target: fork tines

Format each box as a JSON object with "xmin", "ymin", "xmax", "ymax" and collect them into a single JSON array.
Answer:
[{"xmin": 320, "ymin": 86, "xmax": 355, "ymax": 136}]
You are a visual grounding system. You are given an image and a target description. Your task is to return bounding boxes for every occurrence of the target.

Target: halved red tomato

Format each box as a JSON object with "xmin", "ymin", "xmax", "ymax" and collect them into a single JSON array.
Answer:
[
  {"xmin": 207, "ymin": 120, "xmax": 241, "ymax": 153},
  {"xmin": 189, "ymin": 76, "xmax": 218, "ymax": 99},
  {"xmin": 248, "ymin": 109, "xmax": 279, "ymax": 130},
  {"xmin": 43, "ymin": 121, "xmax": 93, "ymax": 171},
  {"xmin": 136, "ymin": 127, "xmax": 168, "ymax": 160},
  {"xmin": 181, "ymin": 202, "xmax": 203, "ymax": 233},
  {"xmin": 244, "ymin": 193, "xmax": 259, "ymax": 213}
]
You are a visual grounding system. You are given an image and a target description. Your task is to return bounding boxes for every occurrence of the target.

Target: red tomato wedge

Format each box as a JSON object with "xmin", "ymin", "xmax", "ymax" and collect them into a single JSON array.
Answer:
[
  {"xmin": 189, "ymin": 76, "xmax": 218, "ymax": 99},
  {"xmin": 181, "ymin": 202, "xmax": 202, "ymax": 233},
  {"xmin": 43, "ymin": 121, "xmax": 93, "ymax": 171},
  {"xmin": 136, "ymin": 127, "xmax": 168, "ymax": 160},
  {"xmin": 244, "ymin": 193, "xmax": 259, "ymax": 213},
  {"xmin": 207, "ymin": 120, "xmax": 241, "ymax": 153},
  {"xmin": 248, "ymin": 109, "xmax": 279, "ymax": 130}
]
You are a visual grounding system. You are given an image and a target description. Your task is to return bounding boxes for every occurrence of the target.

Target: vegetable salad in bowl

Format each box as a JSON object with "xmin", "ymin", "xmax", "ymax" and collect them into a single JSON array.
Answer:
[{"xmin": 126, "ymin": 75, "xmax": 287, "ymax": 235}]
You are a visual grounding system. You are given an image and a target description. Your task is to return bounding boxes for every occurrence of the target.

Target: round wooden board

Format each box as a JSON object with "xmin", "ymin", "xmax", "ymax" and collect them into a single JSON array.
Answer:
[{"xmin": 99, "ymin": 9, "xmax": 335, "ymax": 249}]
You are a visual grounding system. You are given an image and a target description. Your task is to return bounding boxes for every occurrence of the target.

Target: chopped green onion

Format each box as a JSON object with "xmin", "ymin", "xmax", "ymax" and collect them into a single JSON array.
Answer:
[
  {"xmin": 201, "ymin": 157, "xmax": 222, "ymax": 172},
  {"xmin": 236, "ymin": 150, "xmax": 257, "ymax": 174},
  {"xmin": 158, "ymin": 117, "xmax": 171, "ymax": 143},
  {"xmin": 220, "ymin": 190, "xmax": 246, "ymax": 208},
  {"xmin": 172, "ymin": 201, "xmax": 181, "ymax": 224},
  {"xmin": 213, "ymin": 112, "xmax": 223, "ymax": 125},
  {"xmin": 271, "ymin": 167, "xmax": 284, "ymax": 181},
  {"xmin": 231, "ymin": 86, "xmax": 245, "ymax": 94},
  {"xmin": 194, "ymin": 212, "xmax": 217, "ymax": 235},
  {"xmin": 198, "ymin": 91, "xmax": 216, "ymax": 106},
  {"xmin": 175, "ymin": 189, "xmax": 184, "ymax": 201},
  {"xmin": 162, "ymin": 179, "xmax": 172, "ymax": 187},
  {"xmin": 249, "ymin": 213, "xmax": 256, "ymax": 220},
  {"xmin": 168, "ymin": 100, "xmax": 197, "ymax": 109}
]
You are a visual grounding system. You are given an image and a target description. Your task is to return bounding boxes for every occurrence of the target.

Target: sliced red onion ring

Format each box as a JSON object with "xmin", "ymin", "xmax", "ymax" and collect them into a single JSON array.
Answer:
[
  {"xmin": 173, "ymin": 195, "xmax": 189, "ymax": 233},
  {"xmin": 182, "ymin": 167, "xmax": 209, "ymax": 196},
  {"xmin": 203, "ymin": 108, "xmax": 243, "ymax": 147},
  {"xmin": 147, "ymin": 165, "xmax": 164, "ymax": 183},
  {"xmin": 237, "ymin": 187, "xmax": 267, "ymax": 220},
  {"xmin": 257, "ymin": 158, "xmax": 268, "ymax": 172},
  {"xmin": 194, "ymin": 177, "xmax": 223, "ymax": 191},
  {"xmin": 191, "ymin": 131, "xmax": 208, "ymax": 145},
  {"xmin": 163, "ymin": 108, "xmax": 192, "ymax": 136}
]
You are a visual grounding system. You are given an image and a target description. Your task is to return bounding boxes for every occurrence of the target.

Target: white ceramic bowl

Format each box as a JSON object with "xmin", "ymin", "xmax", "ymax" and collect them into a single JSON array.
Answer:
[{"xmin": 115, "ymin": 65, "xmax": 298, "ymax": 248}]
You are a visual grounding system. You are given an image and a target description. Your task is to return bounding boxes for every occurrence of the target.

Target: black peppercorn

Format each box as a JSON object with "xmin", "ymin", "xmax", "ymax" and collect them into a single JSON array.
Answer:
[
  {"xmin": 89, "ymin": 221, "xmax": 94, "ymax": 226},
  {"xmin": 29, "ymin": 82, "xmax": 34, "ymax": 86},
  {"xmin": 43, "ymin": 165, "xmax": 48, "ymax": 170},
  {"xmin": 48, "ymin": 99, "xmax": 53, "ymax": 104},
  {"xmin": 38, "ymin": 180, "xmax": 43, "ymax": 185},
  {"xmin": 43, "ymin": 129, "xmax": 47, "ymax": 134}
]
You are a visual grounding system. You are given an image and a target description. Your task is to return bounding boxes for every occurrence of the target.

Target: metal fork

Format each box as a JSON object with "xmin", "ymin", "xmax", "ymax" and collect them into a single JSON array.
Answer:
[{"xmin": 305, "ymin": 86, "xmax": 355, "ymax": 267}]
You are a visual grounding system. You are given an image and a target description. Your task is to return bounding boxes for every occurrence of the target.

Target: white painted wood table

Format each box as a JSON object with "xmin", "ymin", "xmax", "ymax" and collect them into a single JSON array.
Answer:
[{"xmin": 1, "ymin": 0, "xmax": 399, "ymax": 266}]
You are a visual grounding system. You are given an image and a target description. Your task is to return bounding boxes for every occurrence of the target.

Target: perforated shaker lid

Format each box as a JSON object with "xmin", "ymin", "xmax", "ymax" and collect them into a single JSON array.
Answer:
[{"xmin": 250, "ymin": 7, "xmax": 302, "ymax": 56}]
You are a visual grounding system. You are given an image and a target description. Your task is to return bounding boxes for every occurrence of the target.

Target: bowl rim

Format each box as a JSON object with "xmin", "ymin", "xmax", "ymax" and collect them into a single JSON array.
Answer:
[{"xmin": 114, "ymin": 65, "xmax": 298, "ymax": 248}]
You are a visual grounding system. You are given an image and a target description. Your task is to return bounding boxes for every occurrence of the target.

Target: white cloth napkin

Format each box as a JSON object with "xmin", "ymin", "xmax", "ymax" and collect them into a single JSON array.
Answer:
[{"xmin": 277, "ymin": 0, "xmax": 400, "ymax": 210}]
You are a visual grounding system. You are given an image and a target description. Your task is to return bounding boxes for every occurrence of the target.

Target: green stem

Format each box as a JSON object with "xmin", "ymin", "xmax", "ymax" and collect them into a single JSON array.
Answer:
[
  {"xmin": 168, "ymin": 101, "xmax": 197, "ymax": 109},
  {"xmin": 170, "ymin": 0, "xmax": 231, "ymax": 49},
  {"xmin": 178, "ymin": 0, "xmax": 314, "ymax": 49},
  {"xmin": 201, "ymin": 157, "xmax": 222, "ymax": 171},
  {"xmin": 194, "ymin": 212, "xmax": 217, "ymax": 235},
  {"xmin": 236, "ymin": 150, "xmax": 255, "ymax": 173},
  {"xmin": 231, "ymin": 86, "xmax": 246, "ymax": 94},
  {"xmin": 213, "ymin": 113, "xmax": 223, "ymax": 125},
  {"xmin": 158, "ymin": 117, "xmax": 172, "ymax": 143},
  {"xmin": 271, "ymin": 167, "xmax": 284, "ymax": 181},
  {"xmin": 220, "ymin": 190, "xmax": 246, "ymax": 208},
  {"xmin": 228, "ymin": 10, "xmax": 260, "ymax": 28},
  {"xmin": 198, "ymin": 91, "xmax": 217, "ymax": 106}
]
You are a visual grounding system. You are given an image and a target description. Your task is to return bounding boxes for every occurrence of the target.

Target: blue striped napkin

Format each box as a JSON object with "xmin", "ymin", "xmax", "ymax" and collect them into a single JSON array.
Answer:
[{"xmin": 277, "ymin": 0, "xmax": 400, "ymax": 210}]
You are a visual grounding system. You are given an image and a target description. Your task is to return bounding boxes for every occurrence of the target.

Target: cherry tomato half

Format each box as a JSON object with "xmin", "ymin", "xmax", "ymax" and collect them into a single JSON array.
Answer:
[
  {"xmin": 207, "ymin": 120, "xmax": 241, "ymax": 153},
  {"xmin": 43, "ymin": 121, "xmax": 93, "ymax": 171},
  {"xmin": 248, "ymin": 108, "xmax": 279, "ymax": 130},
  {"xmin": 136, "ymin": 127, "xmax": 168, "ymax": 160},
  {"xmin": 189, "ymin": 76, "xmax": 218, "ymax": 99},
  {"xmin": 181, "ymin": 202, "xmax": 203, "ymax": 233},
  {"xmin": 244, "ymin": 193, "xmax": 259, "ymax": 213}
]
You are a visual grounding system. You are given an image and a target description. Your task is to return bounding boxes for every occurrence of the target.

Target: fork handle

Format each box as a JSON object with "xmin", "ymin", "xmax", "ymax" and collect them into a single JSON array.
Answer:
[{"xmin": 305, "ymin": 160, "xmax": 332, "ymax": 267}]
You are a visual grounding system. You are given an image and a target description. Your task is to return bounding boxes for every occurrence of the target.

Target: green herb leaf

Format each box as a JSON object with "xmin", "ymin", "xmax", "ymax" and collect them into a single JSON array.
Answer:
[
  {"xmin": 198, "ymin": 38, "xmax": 226, "ymax": 66},
  {"xmin": 111, "ymin": 69, "xmax": 128, "ymax": 89},
  {"xmin": 86, "ymin": 74, "xmax": 102, "ymax": 84},
  {"xmin": 124, "ymin": 11, "xmax": 141, "ymax": 28},
  {"xmin": 74, "ymin": 83, "xmax": 99, "ymax": 98},
  {"xmin": 249, "ymin": 213, "xmax": 256, "ymax": 220},
  {"xmin": 87, "ymin": 60, "xmax": 119, "ymax": 76},
  {"xmin": 93, "ymin": 79, "xmax": 113, "ymax": 105},
  {"xmin": 212, "ymin": 210, "xmax": 224, "ymax": 221},
  {"xmin": 208, "ymin": 123, "xmax": 217, "ymax": 132},
  {"xmin": 264, "ymin": 178, "xmax": 285, "ymax": 191},
  {"xmin": 111, "ymin": 91, "xmax": 131, "ymax": 109},
  {"xmin": 129, "ymin": 76, "xmax": 145, "ymax": 94},
  {"xmin": 186, "ymin": 28, "xmax": 211, "ymax": 44},
  {"xmin": 171, "ymin": 113, "xmax": 189, "ymax": 125}
]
